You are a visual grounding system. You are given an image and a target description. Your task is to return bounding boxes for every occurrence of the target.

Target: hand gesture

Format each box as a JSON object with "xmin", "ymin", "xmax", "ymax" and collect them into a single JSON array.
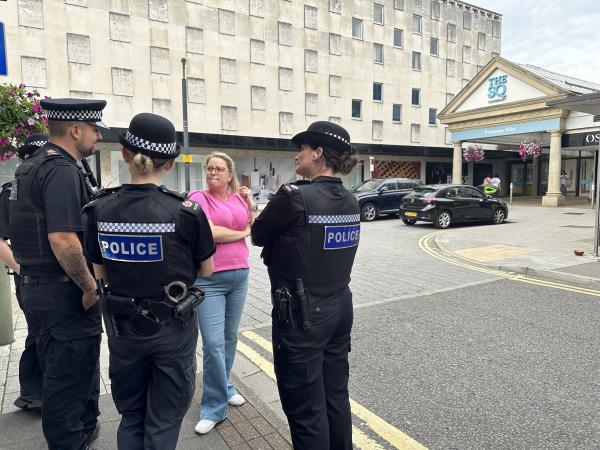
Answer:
[
  {"xmin": 82, "ymin": 288, "xmax": 99, "ymax": 311},
  {"xmin": 238, "ymin": 186, "xmax": 255, "ymax": 206}
]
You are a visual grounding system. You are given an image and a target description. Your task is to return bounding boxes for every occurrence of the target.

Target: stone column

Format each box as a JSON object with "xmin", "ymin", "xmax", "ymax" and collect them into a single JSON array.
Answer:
[
  {"xmin": 452, "ymin": 141, "xmax": 463, "ymax": 184},
  {"xmin": 542, "ymin": 130, "xmax": 564, "ymax": 207}
]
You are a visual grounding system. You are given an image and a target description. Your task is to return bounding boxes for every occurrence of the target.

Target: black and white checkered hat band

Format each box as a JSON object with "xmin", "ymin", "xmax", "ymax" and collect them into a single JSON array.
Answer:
[
  {"xmin": 322, "ymin": 130, "xmax": 349, "ymax": 145},
  {"xmin": 46, "ymin": 110, "xmax": 103, "ymax": 121},
  {"xmin": 308, "ymin": 214, "xmax": 360, "ymax": 224},
  {"xmin": 98, "ymin": 222, "xmax": 176, "ymax": 233},
  {"xmin": 28, "ymin": 140, "xmax": 46, "ymax": 147},
  {"xmin": 125, "ymin": 131, "xmax": 177, "ymax": 155}
]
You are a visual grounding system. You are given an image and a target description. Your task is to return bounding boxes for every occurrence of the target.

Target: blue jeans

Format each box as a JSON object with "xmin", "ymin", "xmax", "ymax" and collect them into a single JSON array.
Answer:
[{"xmin": 194, "ymin": 268, "xmax": 249, "ymax": 421}]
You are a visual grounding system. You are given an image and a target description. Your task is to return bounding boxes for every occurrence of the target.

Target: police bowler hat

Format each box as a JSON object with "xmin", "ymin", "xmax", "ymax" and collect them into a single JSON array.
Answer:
[
  {"xmin": 291, "ymin": 121, "xmax": 352, "ymax": 154},
  {"xmin": 17, "ymin": 133, "xmax": 48, "ymax": 160},
  {"xmin": 119, "ymin": 113, "xmax": 180, "ymax": 160},
  {"xmin": 40, "ymin": 98, "xmax": 108, "ymax": 128}
]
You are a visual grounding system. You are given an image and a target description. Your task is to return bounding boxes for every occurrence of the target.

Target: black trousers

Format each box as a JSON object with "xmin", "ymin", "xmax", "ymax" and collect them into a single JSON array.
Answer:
[
  {"xmin": 273, "ymin": 287, "xmax": 354, "ymax": 450},
  {"xmin": 14, "ymin": 274, "xmax": 44, "ymax": 403},
  {"xmin": 109, "ymin": 315, "xmax": 198, "ymax": 450},
  {"xmin": 22, "ymin": 281, "xmax": 101, "ymax": 450}
]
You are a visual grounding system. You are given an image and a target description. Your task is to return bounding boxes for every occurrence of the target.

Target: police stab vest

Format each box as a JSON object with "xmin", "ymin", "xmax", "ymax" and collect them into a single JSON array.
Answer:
[
  {"xmin": 268, "ymin": 180, "xmax": 360, "ymax": 297},
  {"xmin": 88, "ymin": 185, "xmax": 199, "ymax": 299},
  {"xmin": 9, "ymin": 150, "xmax": 68, "ymax": 267}
]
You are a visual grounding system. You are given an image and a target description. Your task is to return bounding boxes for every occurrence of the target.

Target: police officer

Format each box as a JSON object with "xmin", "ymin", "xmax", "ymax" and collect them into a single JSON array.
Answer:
[
  {"xmin": 82, "ymin": 113, "xmax": 215, "ymax": 450},
  {"xmin": 8, "ymin": 99, "xmax": 107, "ymax": 449},
  {"xmin": 0, "ymin": 133, "xmax": 47, "ymax": 412},
  {"xmin": 251, "ymin": 121, "xmax": 360, "ymax": 450}
]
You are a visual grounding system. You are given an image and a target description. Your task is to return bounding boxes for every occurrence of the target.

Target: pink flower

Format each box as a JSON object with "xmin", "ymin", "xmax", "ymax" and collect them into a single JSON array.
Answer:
[
  {"xmin": 31, "ymin": 103, "xmax": 41, "ymax": 113},
  {"xmin": 0, "ymin": 138, "xmax": 7, "ymax": 148},
  {"xmin": 18, "ymin": 83, "xmax": 25, "ymax": 89},
  {"xmin": 27, "ymin": 92, "xmax": 34, "ymax": 98},
  {"xmin": 27, "ymin": 118, "xmax": 35, "ymax": 126}
]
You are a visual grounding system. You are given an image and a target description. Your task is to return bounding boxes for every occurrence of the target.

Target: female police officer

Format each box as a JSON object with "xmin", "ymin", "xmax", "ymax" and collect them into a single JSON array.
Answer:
[
  {"xmin": 82, "ymin": 113, "xmax": 215, "ymax": 450},
  {"xmin": 251, "ymin": 121, "xmax": 360, "ymax": 450}
]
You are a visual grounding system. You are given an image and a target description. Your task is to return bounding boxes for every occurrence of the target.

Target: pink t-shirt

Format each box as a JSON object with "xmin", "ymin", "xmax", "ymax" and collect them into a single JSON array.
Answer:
[{"xmin": 188, "ymin": 190, "xmax": 250, "ymax": 273}]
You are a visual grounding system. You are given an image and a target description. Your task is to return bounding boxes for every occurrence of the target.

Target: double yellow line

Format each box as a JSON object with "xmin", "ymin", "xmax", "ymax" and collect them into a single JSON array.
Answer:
[
  {"xmin": 238, "ymin": 331, "xmax": 427, "ymax": 450},
  {"xmin": 419, "ymin": 231, "xmax": 600, "ymax": 297}
]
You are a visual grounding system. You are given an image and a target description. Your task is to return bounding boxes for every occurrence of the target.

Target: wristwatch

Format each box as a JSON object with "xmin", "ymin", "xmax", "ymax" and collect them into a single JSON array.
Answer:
[{"xmin": 249, "ymin": 203, "xmax": 259, "ymax": 212}]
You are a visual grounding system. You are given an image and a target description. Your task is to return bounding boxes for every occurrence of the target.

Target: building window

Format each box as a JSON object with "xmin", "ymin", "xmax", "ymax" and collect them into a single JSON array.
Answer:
[
  {"xmin": 412, "ymin": 51, "xmax": 421, "ymax": 70},
  {"xmin": 278, "ymin": 67, "xmax": 293, "ymax": 91},
  {"xmin": 374, "ymin": 3, "xmax": 384, "ymax": 25},
  {"xmin": 351, "ymin": 99, "xmax": 362, "ymax": 119},
  {"xmin": 329, "ymin": 33, "xmax": 342, "ymax": 55},
  {"xmin": 446, "ymin": 59, "xmax": 455, "ymax": 77},
  {"xmin": 250, "ymin": 39, "xmax": 265, "ymax": 64},
  {"xmin": 305, "ymin": 93, "xmax": 318, "ymax": 116},
  {"xmin": 373, "ymin": 82, "xmax": 383, "ymax": 101},
  {"xmin": 428, "ymin": 108, "xmax": 437, "ymax": 125},
  {"xmin": 463, "ymin": 10, "xmax": 472, "ymax": 29},
  {"xmin": 430, "ymin": 37, "xmax": 438, "ymax": 56},
  {"xmin": 492, "ymin": 20, "xmax": 501, "ymax": 38},
  {"xmin": 305, "ymin": 49, "xmax": 318, "ymax": 72},
  {"xmin": 329, "ymin": 75, "xmax": 342, "ymax": 97},
  {"xmin": 278, "ymin": 22, "xmax": 293, "ymax": 46},
  {"xmin": 447, "ymin": 23, "xmax": 456, "ymax": 42},
  {"xmin": 411, "ymin": 124, "xmax": 420, "ymax": 142},
  {"xmin": 250, "ymin": 86, "xmax": 266, "ymax": 110},
  {"xmin": 413, "ymin": 15, "xmax": 422, "ymax": 34},
  {"xmin": 372, "ymin": 120, "xmax": 383, "ymax": 141},
  {"xmin": 478, "ymin": 32, "xmax": 486, "ymax": 50},
  {"xmin": 373, "ymin": 43, "xmax": 383, "ymax": 63},
  {"xmin": 304, "ymin": 5, "xmax": 318, "ymax": 29},
  {"xmin": 218, "ymin": 9, "xmax": 235, "ymax": 35},
  {"xmin": 352, "ymin": 18, "xmax": 363, "ymax": 40},
  {"xmin": 394, "ymin": 0, "xmax": 404, "ymax": 10},
  {"xmin": 279, "ymin": 112, "xmax": 294, "ymax": 135},
  {"xmin": 392, "ymin": 104, "xmax": 401, "ymax": 122},
  {"xmin": 462, "ymin": 45, "xmax": 471, "ymax": 63},
  {"xmin": 411, "ymin": 88, "xmax": 420, "ymax": 106},
  {"xmin": 393, "ymin": 28, "xmax": 403, "ymax": 48},
  {"xmin": 445, "ymin": 92, "xmax": 455, "ymax": 105},
  {"xmin": 249, "ymin": 0, "xmax": 264, "ymax": 17},
  {"xmin": 431, "ymin": 1, "xmax": 440, "ymax": 20},
  {"xmin": 329, "ymin": 0, "xmax": 341, "ymax": 14},
  {"xmin": 329, "ymin": 116, "xmax": 341, "ymax": 124}
]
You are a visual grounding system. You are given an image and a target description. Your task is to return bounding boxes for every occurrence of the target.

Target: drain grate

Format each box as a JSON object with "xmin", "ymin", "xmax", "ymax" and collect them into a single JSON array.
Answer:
[
  {"xmin": 559, "ymin": 225, "xmax": 594, "ymax": 228},
  {"xmin": 563, "ymin": 212, "xmax": 586, "ymax": 215}
]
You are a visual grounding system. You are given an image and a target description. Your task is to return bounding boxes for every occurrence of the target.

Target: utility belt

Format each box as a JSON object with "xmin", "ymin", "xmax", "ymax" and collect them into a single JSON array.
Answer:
[
  {"xmin": 272, "ymin": 278, "xmax": 312, "ymax": 330},
  {"xmin": 97, "ymin": 280, "xmax": 205, "ymax": 338},
  {"xmin": 21, "ymin": 274, "xmax": 71, "ymax": 284}
]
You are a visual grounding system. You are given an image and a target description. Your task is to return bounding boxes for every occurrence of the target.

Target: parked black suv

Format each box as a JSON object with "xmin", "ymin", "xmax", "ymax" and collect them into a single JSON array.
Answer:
[
  {"xmin": 352, "ymin": 178, "xmax": 423, "ymax": 222},
  {"xmin": 399, "ymin": 184, "xmax": 508, "ymax": 228}
]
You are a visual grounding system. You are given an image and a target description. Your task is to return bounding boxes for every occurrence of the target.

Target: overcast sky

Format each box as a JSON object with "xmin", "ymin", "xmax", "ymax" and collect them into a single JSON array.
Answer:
[{"xmin": 473, "ymin": 0, "xmax": 600, "ymax": 85}]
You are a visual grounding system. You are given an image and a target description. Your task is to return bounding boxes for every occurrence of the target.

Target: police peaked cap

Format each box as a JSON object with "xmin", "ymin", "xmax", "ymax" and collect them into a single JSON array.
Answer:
[
  {"xmin": 291, "ymin": 121, "xmax": 352, "ymax": 154},
  {"xmin": 17, "ymin": 133, "xmax": 48, "ymax": 159},
  {"xmin": 119, "ymin": 113, "xmax": 180, "ymax": 160},
  {"xmin": 40, "ymin": 98, "xmax": 109, "ymax": 128}
]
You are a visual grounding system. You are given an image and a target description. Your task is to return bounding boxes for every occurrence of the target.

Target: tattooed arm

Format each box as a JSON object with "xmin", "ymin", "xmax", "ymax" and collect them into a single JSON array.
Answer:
[{"xmin": 48, "ymin": 231, "xmax": 98, "ymax": 310}]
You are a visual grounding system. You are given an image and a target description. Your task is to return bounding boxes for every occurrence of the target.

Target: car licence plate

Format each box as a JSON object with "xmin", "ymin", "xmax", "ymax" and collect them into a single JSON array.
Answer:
[{"xmin": 405, "ymin": 212, "xmax": 417, "ymax": 217}]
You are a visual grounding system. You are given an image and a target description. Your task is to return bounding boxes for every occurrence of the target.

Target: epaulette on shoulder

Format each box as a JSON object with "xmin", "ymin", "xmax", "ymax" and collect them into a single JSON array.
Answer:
[
  {"xmin": 42, "ymin": 148, "xmax": 66, "ymax": 159},
  {"xmin": 180, "ymin": 199, "xmax": 201, "ymax": 214},
  {"xmin": 94, "ymin": 186, "xmax": 120, "ymax": 199},
  {"xmin": 280, "ymin": 183, "xmax": 302, "ymax": 196},
  {"xmin": 159, "ymin": 185, "xmax": 186, "ymax": 200},
  {"xmin": 291, "ymin": 180, "xmax": 310, "ymax": 186}
]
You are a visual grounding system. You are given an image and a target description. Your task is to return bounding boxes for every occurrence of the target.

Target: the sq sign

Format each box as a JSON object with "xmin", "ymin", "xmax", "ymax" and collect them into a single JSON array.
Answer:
[{"xmin": 0, "ymin": 23, "xmax": 7, "ymax": 76}]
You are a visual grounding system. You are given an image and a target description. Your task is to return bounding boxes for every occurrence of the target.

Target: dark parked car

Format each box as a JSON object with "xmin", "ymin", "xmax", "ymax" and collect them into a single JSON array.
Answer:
[
  {"xmin": 352, "ymin": 178, "xmax": 423, "ymax": 222},
  {"xmin": 399, "ymin": 184, "xmax": 508, "ymax": 229}
]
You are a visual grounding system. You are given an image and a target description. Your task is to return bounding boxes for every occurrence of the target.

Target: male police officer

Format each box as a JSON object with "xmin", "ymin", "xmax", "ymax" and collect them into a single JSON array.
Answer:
[
  {"xmin": 251, "ymin": 121, "xmax": 360, "ymax": 450},
  {"xmin": 9, "ymin": 99, "xmax": 107, "ymax": 450},
  {"xmin": 0, "ymin": 133, "xmax": 47, "ymax": 412}
]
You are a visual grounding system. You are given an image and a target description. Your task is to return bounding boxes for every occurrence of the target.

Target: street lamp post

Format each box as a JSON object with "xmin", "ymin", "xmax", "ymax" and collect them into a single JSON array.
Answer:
[{"xmin": 181, "ymin": 58, "xmax": 191, "ymax": 192}]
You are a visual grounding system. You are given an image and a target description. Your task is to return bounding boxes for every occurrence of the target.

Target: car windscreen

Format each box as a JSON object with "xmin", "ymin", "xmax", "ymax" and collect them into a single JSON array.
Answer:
[
  {"xmin": 352, "ymin": 180, "xmax": 382, "ymax": 192},
  {"xmin": 408, "ymin": 187, "xmax": 437, "ymax": 197}
]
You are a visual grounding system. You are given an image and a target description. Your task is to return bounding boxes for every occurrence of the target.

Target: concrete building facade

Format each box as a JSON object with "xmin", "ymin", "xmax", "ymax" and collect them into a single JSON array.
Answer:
[{"xmin": 0, "ymin": 0, "xmax": 501, "ymax": 192}]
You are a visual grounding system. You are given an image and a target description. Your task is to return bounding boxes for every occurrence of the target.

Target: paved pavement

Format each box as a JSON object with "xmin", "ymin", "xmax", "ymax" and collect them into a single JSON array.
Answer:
[{"xmin": 1, "ymin": 201, "xmax": 599, "ymax": 448}]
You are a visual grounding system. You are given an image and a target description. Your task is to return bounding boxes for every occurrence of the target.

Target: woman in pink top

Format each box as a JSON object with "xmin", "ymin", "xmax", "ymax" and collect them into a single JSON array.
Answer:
[{"xmin": 188, "ymin": 152, "xmax": 258, "ymax": 435}]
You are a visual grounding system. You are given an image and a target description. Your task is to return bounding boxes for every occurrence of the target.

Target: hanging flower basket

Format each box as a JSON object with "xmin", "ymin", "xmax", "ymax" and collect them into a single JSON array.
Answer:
[
  {"xmin": 518, "ymin": 140, "xmax": 543, "ymax": 161},
  {"xmin": 0, "ymin": 83, "xmax": 48, "ymax": 160},
  {"xmin": 463, "ymin": 144, "xmax": 485, "ymax": 162}
]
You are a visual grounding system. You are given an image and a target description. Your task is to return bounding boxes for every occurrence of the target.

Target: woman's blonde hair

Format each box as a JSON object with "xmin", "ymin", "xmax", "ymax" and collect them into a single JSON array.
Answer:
[
  {"xmin": 205, "ymin": 152, "xmax": 240, "ymax": 192},
  {"xmin": 125, "ymin": 149, "xmax": 170, "ymax": 175}
]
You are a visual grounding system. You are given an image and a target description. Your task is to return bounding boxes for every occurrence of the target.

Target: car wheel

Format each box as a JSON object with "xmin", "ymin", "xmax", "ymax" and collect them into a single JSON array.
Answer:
[
  {"xmin": 360, "ymin": 203, "xmax": 378, "ymax": 222},
  {"xmin": 434, "ymin": 210, "xmax": 452, "ymax": 229},
  {"xmin": 402, "ymin": 218, "xmax": 417, "ymax": 225},
  {"xmin": 491, "ymin": 207, "xmax": 506, "ymax": 224}
]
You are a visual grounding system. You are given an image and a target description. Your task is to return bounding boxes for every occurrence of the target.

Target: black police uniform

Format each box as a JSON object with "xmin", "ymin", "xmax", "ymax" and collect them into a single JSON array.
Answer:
[
  {"xmin": 0, "ymin": 134, "xmax": 48, "ymax": 411},
  {"xmin": 82, "ymin": 112, "xmax": 216, "ymax": 450},
  {"xmin": 9, "ymin": 142, "xmax": 102, "ymax": 449},
  {"xmin": 251, "ymin": 175, "xmax": 360, "ymax": 450}
]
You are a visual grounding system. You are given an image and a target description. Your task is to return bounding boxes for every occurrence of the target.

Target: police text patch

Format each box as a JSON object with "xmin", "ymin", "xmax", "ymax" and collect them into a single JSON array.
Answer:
[
  {"xmin": 323, "ymin": 224, "xmax": 360, "ymax": 250},
  {"xmin": 98, "ymin": 233, "xmax": 163, "ymax": 262}
]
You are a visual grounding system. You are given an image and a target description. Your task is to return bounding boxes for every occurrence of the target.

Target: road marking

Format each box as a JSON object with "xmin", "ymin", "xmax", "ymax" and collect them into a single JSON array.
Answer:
[
  {"xmin": 419, "ymin": 231, "xmax": 600, "ymax": 297},
  {"xmin": 455, "ymin": 244, "xmax": 541, "ymax": 262},
  {"xmin": 241, "ymin": 331, "xmax": 428, "ymax": 450}
]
